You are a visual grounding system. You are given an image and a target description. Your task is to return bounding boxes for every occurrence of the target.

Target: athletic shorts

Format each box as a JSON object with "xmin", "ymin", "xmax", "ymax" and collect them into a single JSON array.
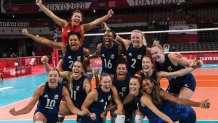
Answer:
[{"xmin": 167, "ymin": 77, "xmax": 196, "ymax": 94}]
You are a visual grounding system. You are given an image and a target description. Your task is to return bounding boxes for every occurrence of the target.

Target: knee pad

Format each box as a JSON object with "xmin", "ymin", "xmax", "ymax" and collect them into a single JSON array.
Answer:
[
  {"xmin": 58, "ymin": 114, "xmax": 65, "ymax": 123},
  {"xmin": 58, "ymin": 114, "xmax": 65, "ymax": 118},
  {"xmin": 115, "ymin": 115, "xmax": 125, "ymax": 123},
  {"xmin": 134, "ymin": 115, "xmax": 144, "ymax": 123},
  {"xmin": 34, "ymin": 121, "xmax": 43, "ymax": 123}
]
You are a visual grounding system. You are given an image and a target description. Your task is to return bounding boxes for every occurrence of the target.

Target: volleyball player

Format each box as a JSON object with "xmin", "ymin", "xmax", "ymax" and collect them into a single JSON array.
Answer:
[
  {"xmin": 131, "ymin": 77, "xmax": 210, "ymax": 123},
  {"xmin": 136, "ymin": 55, "xmax": 203, "ymax": 84},
  {"xmin": 81, "ymin": 73, "xmax": 125, "ymax": 123},
  {"xmin": 110, "ymin": 62, "xmax": 135, "ymax": 123},
  {"xmin": 93, "ymin": 30, "xmax": 125, "ymax": 75},
  {"xmin": 22, "ymin": 29, "xmax": 91, "ymax": 72},
  {"xmin": 150, "ymin": 41, "xmax": 200, "ymax": 98},
  {"xmin": 36, "ymin": 0, "xmax": 114, "ymax": 45}
]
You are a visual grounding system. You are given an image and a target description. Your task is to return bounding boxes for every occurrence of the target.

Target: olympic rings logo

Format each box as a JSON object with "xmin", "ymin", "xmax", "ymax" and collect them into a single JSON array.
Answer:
[{"xmin": 94, "ymin": 60, "xmax": 102, "ymax": 64}]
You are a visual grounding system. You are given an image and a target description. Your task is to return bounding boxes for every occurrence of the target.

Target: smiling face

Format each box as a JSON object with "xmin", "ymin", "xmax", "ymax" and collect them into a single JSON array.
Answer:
[
  {"xmin": 100, "ymin": 75, "xmax": 112, "ymax": 92},
  {"xmin": 150, "ymin": 46, "xmax": 164, "ymax": 63},
  {"xmin": 142, "ymin": 57, "xmax": 153, "ymax": 73},
  {"xmin": 116, "ymin": 63, "xmax": 127, "ymax": 79},
  {"xmin": 72, "ymin": 61, "xmax": 84, "ymax": 78},
  {"xmin": 129, "ymin": 77, "xmax": 141, "ymax": 96},
  {"xmin": 68, "ymin": 34, "xmax": 79, "ymax": 50},
  {"xmin": 48, "ymin": 70, "xmax": 60, "ymax": 89},
  {"xmin": 142, "ymin": 79, "xmax": 154, "ymax": 95},
  {"xmin": 130, "ymin": 32, "xmax": 143, "ymax": 48},
  {"xmin": 71, "ymin": 11, "xmax": 82, "ymax": 26},
  {"xmin": 103, "ymin": 31, "xmax": 114, "ymax": 47}
]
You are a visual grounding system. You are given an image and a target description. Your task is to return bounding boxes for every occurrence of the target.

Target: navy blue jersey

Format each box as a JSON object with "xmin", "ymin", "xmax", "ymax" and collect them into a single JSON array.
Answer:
[
  {"xmin": 70, "ymin": 76, "xmax": 87, "ymax": 108},
  {"xmin": 62, "ymin": 45, "xmax": 84, "ymax": 71},
  {"xmin": 133, "ymin": 93, "xmax": 143, "ymax": 111},
  {"xmin": 35, "ymin": 82, "xmax": 63, "ymax": 115},
  {"xmin": 100, "ymin": 42, "xmax": 119, "ymax": 75},
  {"xmin": 155, "ymin": 54, "xmax": 194, "ymax": 84},
  {"xmin": 138, "ymin": 97, "xmax": 195, "ymax": 123},
  {"xmin": 89, "ymin": 86, "xmax": 113, "ymax": 115},
  {"xmin": 127, "ymin": 44, "xmax": 146, "ymax": 76},
  {"xmin": 81, "ymin": 87, "xmax": 113, "ymax": 122},
  {"xmin": 112, "ymin": 74, "xmax": 134, "ymax": 122},
  {"xmin": 140, "ymin": 72, "xmax": 158, "ymax": 82},
  {"xmin": 112, "ymin": 74, "xmax": 130, "ymax": 99}
]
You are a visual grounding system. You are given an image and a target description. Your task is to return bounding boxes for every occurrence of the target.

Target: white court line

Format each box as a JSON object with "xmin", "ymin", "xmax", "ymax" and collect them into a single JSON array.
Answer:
[{"xmin": 0, "ymin": 86, "xmax": 13, "ymax": 91}]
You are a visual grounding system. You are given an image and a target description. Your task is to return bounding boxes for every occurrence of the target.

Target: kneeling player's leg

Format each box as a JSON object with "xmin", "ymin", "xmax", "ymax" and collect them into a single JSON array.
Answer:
[
  {"xmin": 33, "ymin": 112, "xmax": 47, "ymax": 123},
  {"xmin": 58, "ymin": 101, "xmax": 73, "ymax": 122}
]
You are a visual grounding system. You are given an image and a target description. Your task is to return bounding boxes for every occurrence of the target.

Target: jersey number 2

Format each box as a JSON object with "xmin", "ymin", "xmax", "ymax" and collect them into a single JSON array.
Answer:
[{"xmin": 131, "ymin": 59, "xmax": 136, "ymax": 68}]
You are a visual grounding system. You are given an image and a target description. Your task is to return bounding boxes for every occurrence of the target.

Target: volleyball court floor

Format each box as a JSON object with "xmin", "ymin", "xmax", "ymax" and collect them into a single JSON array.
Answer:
[{"xmin": 0, "ymin": 65, "xmax": 218, "ymax": 123}]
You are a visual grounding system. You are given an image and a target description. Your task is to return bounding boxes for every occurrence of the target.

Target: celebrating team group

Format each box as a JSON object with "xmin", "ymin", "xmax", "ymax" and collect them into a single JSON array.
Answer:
[{"xmin": 9, "ymin": 0, "xmax": 210, "ymax": 123}]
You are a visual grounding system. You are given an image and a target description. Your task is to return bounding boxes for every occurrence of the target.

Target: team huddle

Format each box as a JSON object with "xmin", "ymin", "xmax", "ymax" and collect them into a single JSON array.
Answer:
[{"xmin": 9, "ymin": 0, "xmax": 210, "ymax": 123}]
